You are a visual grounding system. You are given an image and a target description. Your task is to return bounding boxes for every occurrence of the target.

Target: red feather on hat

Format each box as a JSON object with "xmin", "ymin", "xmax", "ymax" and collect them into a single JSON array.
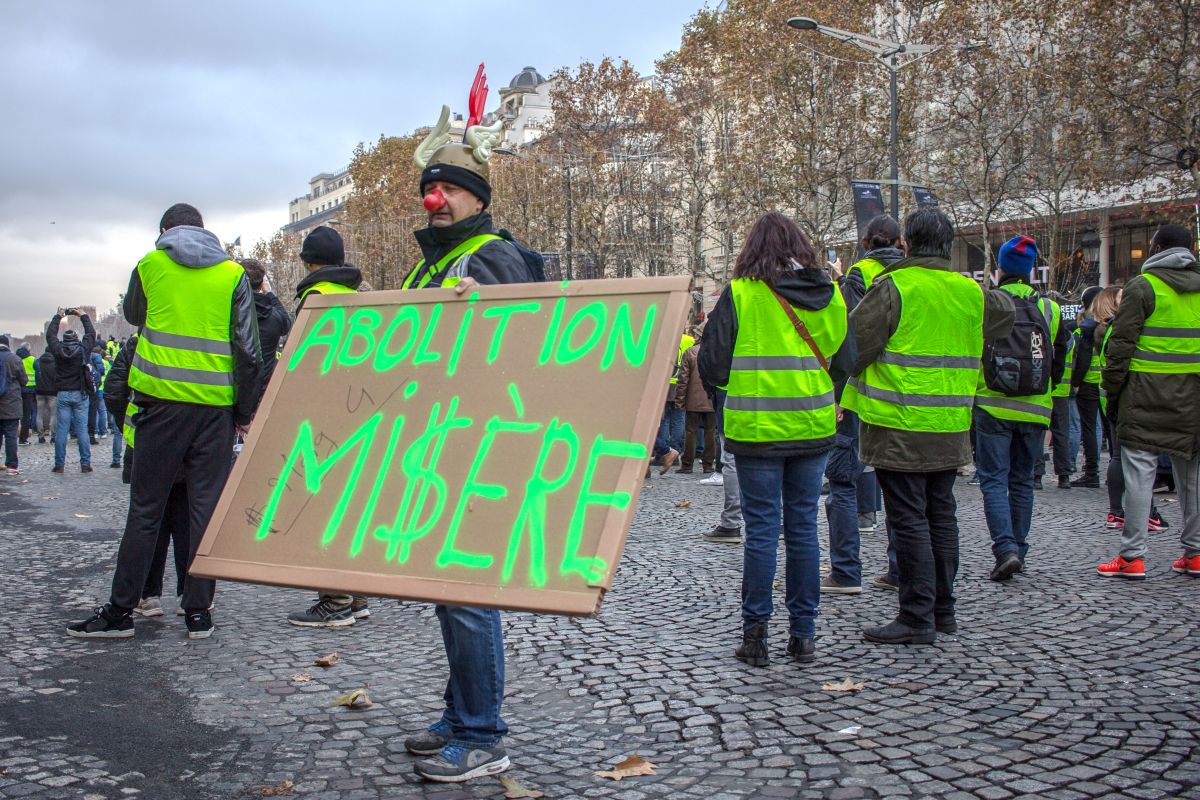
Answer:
[{"xmin": 466, "ymin": 63, "xmax": 488, "ymax": 133}]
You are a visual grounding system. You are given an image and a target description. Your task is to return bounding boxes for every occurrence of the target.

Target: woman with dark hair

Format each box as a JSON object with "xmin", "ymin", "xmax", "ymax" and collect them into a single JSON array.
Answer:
[{"xmin": 699, "ymin": 212, "xmax": 854, "ymax": 666}]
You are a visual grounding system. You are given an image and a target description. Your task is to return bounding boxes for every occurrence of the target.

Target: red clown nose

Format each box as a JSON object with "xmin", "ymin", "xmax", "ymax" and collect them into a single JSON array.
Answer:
[{"xmin": 423, "ymin": 188, "xmax": 447, "ymax": 212}]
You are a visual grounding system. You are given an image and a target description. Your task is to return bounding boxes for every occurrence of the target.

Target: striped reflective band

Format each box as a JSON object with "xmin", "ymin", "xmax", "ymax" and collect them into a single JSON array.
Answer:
[
  {"xmin": 132, "ymin": 354, "xmax": 233, "ymax": 386},
  {"xmin": 1132, "ymin": 349, "xmax": 1200, "ymax": 364},
  {"xmin": 725, "ymin": 392, "xmax": 835, "ymax": 412},
  {"xmin": 878, "ymin": 352, "xmax": 980, "ymax": 369},
  {"xmin": 141, "ymin": 326, "xmax": 233, "ymax": 356},
  {"xmin": 975, "ymin": 396, "xmax": 1051, "ymax": 418},
  {"xmin": 1142, "ymin": 326, "xmax": 1200, "ymax": 338},
  {"xmin": 847, "ymin": 378, "xmax": 974, "ymax": 408},
  {"xmin": 730, "ymin": 355, "xmax": 824, "ymax": 371}
]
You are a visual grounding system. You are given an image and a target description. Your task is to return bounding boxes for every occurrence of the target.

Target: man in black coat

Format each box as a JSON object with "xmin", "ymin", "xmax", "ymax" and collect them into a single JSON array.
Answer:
[
  {"xmin": 45, "ymin": 308, "xmax": 97, "ymax": 472},
  {"xmin": 238, "ymin": 258, "xmax": 292, "ymax": 408}
]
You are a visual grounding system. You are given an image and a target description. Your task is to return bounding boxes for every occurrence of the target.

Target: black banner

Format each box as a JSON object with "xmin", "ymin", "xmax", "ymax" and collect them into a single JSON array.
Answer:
[
  {"xmin": 912, "ymin": 186, "xmax": 940, "ymax": 209},
  {"xmin": 850, "ymin": 181, "xmax": 885, "ymax": 259}
]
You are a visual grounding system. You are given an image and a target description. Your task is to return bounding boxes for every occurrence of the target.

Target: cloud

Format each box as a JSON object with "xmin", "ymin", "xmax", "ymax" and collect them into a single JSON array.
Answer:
[{"xmin": 0, "ymin": 0, "xmax": 701, "ymax": 336}]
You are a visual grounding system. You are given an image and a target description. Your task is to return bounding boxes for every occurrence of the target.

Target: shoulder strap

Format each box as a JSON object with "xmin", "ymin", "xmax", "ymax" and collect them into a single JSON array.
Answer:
[{"xmin": 768, "ymin": 287, "xmax": 830, "ymax": 375}]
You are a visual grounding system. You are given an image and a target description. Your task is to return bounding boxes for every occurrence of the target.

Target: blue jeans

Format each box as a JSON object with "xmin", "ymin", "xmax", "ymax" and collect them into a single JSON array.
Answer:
[
  {"xmin": 737, "ymin": 451, "xmax": 829, "ymax": 638},
  {"xmin": 657, "ymin": 400, "xmax": 684, "ymax": 453},
  {"xmin": 824, "ymin": 433, "xmax": 862, "ymax": 585},
  {"xmin": 111, "ymin": 421, "xmax": 124, "ymax": 465},
  {"xmin": 974, "ymin": 409, "xmax": 1042, "ymax": 559},
  {"xmin": 0, "ymin": 418, "xmax": 17, "ymax": 469},
  {"xmin": 435, "ymin": 605, "xmax": 507, "ymax": 747},
  {"xmin": 54, "ymin": 391, "xmax": 91, "ymax": 467}
]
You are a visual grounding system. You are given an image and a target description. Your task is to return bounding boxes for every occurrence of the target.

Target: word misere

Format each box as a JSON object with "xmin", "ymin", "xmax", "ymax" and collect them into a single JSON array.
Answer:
[
  {"xmin": 287, "ymin": 294, "xmax": 660, "ymax": 377},
  {"xmin": 256, "ymin": 389, "xmax": 646, "ymax": 590}
]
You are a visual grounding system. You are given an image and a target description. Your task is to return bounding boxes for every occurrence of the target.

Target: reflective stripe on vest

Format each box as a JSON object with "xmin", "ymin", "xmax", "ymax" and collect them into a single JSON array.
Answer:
[
  {"xmin": 975, "ymin": 284, "xmax": 1059, "ymax": 425},
  {"xmin": 1053, "ymin": 333, "xmax": 1076, "ymax": 397},
  {"xmin": 723, "ymin": 278, "xmax": 847, "ymax": 444},
  {"xmin": 127, "ymin": 249, "xmax": 243, "ymax": 406},
  {"xmin": 300, "ymin": 281, "xmax": 357, "ymax": 301},
  {"xmin": 21, "ymin": 355, "xmax": 35, "ymax": 387},
  {"xmin": 401, "ymin": 234, "xmax": 504, "ymax": 290},
  {"xmin": 841, "ymin": 265, "xmax": 983, "ymax": 433},
  {"xmin": 1129, "ymin": 273, "xmax": 1200, "ymax": 373},
  {"xmin": 851, "ymin": 257, "xmax": 887, "ymax": 290},
  {"xmin": 671, "ymin": 334, "xmax": 695, "ymax": 385},
  {"xmin": 123, "ymin": 401, "xmax": 139, "ymax": 449}
]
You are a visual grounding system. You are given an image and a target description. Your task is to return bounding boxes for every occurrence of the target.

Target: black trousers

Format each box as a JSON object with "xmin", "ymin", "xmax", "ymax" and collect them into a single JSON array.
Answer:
[
  {"xmin": 1049, "ymin": 395, "xmax": 1073, "ymax": 476},
  {"xmin": 19, "ymin": 394, "xmax": 35, "ymax": 442},
  {"xmin": 683, "ymin": 411, "xmax": 717, "ymax": 470},
  {"xmin": 876, "ymin": 468, "xmax": 959, "ymax": 629},
  {"xmin": 108, "ymin": 402, "xmax": 233, "ymax": 613},
  {"xmin": 142, "ymin": 481, "xmax": 190, "ymax": 599},
  {"xmin": 1074, "ymin": 385, "xmax": 1105, "ymax": 477}
]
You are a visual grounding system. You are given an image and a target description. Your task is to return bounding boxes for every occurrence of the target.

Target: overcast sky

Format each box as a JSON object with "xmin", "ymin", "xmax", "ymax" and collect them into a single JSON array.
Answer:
[{"xmin": 0, "ymin": 0, "xmax": 705, "ymax": 338}]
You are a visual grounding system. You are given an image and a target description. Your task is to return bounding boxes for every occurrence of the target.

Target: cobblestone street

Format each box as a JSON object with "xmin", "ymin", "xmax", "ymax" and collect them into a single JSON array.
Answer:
[{"xmin": 0, "ymin": 440, "xmax": 1196, "ymax": 799}]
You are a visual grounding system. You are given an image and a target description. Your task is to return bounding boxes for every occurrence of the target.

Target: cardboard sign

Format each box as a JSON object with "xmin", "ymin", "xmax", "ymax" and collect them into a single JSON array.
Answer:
[{"xmin": 191, "ymin": 277, "xmax": 691, "ymax": 615}]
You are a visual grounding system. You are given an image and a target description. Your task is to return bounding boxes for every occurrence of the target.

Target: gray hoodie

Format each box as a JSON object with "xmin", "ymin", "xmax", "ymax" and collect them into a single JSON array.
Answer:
[{"xmin": 123, "ymin": 225, "xmax": 262, "ymax": 424}]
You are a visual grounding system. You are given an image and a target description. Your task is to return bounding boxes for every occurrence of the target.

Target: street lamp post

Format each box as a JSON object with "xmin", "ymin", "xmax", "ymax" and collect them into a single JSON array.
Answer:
[{"xmin": 786, "ymin": 17, "xmax": 971, "ymax": 220}]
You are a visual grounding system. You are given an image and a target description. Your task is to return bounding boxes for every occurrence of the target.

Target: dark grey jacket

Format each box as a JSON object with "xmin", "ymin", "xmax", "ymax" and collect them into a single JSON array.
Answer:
[
  {"xmin": 123, "ymin": 225, "xmax": 261, "ymax": 426},
  {"xmin": 848, "ymin": 256, "xmax": 1014, "ymax": 472},
  {"xmin": 0, "ymin": 346, "xmax": 26, "ymax": 420}
]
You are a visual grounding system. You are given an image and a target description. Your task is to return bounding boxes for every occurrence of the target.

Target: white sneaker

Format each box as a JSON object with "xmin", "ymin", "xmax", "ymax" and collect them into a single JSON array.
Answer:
[
  {"xmin": 134, "ymin": 597, "xmax": 164, "ymax": 617},
  {"xmin": 698, "ymin": 473, "xmax": 724, "ymax": 486},
  {"xmin": 5, "ymin": 468, "xmax": 19, "ymax": 476}
]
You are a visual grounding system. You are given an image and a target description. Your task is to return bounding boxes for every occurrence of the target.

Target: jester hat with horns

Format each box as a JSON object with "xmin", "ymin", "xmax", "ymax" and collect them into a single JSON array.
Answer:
[{"xmin": 414, "ymin": 64, "xmax": 505, "ymax": 209}]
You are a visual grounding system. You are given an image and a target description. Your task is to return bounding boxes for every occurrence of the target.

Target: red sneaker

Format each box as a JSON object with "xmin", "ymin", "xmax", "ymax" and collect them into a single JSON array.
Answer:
[
  {"xmin": 1106, "ymin": 514, "xmax": 1124, "ymax": 529},
  {"xmin": 1148, "ymin": 512, "xmax": 1169, "ymax": 532},
  {"xmin": 1171, "ymin": 554, "xmax": 1200, "ymax": 575},
  {"xmin": 1097, "ymin": 555, "xmax": 1145, "ymax": 579}
]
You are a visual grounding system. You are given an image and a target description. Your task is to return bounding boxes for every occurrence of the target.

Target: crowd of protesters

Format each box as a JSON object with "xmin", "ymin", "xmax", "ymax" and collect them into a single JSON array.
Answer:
[{"xmin": 0, "ymin": 189, "xmax": 1194, "ymax": 785}]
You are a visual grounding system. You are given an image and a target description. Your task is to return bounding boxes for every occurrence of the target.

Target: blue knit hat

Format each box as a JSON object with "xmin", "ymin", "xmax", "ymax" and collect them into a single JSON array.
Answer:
[{"xmin": 998, "ymin": 235, "xmax": 1038, "ymax": 276}]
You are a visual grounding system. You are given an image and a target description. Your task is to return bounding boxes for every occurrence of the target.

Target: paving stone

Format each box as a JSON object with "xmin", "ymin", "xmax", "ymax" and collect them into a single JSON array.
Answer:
[{"xmin": 0, "ymin": 449, "xmax": 1196, "ymax": 797}]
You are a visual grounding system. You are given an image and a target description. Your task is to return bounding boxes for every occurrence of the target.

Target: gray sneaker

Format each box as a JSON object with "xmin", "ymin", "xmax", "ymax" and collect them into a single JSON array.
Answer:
[
  {"xmin": 703, "ymin": 525, "xmax": 742, "ymax": 543},
  {"xmin": 287, "ymin": 598, "xmax": 355, "ymax": 627},
  {"xmin": 134, "ymin": 596, "xmax": 164, "ymax": 617},
  {"xmin": 404, "ymin": 721, "xmax": 451, "ymax": 756},
  {"xmin": 857, "ymin": 512, "xmax": 876, "ymax": 533},
  {"xmin": 414, "ymin": 742, "xmax": 510, "ymax": 782},
  {"xmin": 350, "ymin": 598, "xmax": 370, "ymax": 620}
]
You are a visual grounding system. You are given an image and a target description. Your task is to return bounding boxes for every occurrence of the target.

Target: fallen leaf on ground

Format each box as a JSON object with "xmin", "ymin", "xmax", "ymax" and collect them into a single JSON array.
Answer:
[
  {"xmin": 822, "ymin": 677, "xmax": 865, "ymax": 693},
  {"xmin": 674, "ymin": 500, "xmax": 690, "ymax": 508},
  {"xmin": 313, "ymin": 653, "xmax": 338, "ymax": 667},
  {"xmin": 499, "ymin": 775, "xmax": 544, "ymax": 798},
  {"xmin": 254, "ymin": 779, "xmax": 294, "ymax": 796},
  {"xmin": 74, "ymin": 513, "xmax": 94, "ymax": 518},
  {"xmin": 290, "ymin": 673, "xmax": 312, "ymax": 682},
  {"xmin": 594, "ymin": 753, "xmax": 657, "ymax": 781},
  {"xmin": 333, "ymin": 688, "xmax": 372, "ymax": 709}
]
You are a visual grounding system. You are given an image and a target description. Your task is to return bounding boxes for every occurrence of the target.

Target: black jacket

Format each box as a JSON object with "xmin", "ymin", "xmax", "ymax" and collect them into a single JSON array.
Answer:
[
  {"xmin": 45, "ymin": 313, "xmax": 96, "ymax": 393},
  {"xmin": 406, "ymin": 213, "xmax": 533, "ymax": 288},
  {"xmin": 103, "ymin": 336, "xmax": 137, "ymax": 426},
  {"xmin": 123, "ymin": 225, "xmax": 262, "ymax": 427},
  {"xmin": 34, "ymin": 352, "xmax": 57, "ymax": 396},
  {"xmin": 253, "ymin": 291, "xmax": 292, "ymax": 406},
  {"xmin": 699, "ymin": 268, "xmax": 856, "ymax": 457},
  {"xmin": 1072, "ymin": 317, "xmax": 1101, "ymax": 390},
  {"xmin": 294, "ymin": 265, "xmax": 363, "ymax": 313}
]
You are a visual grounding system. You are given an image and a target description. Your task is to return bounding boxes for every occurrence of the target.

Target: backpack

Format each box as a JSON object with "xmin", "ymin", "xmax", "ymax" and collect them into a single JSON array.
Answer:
[
  {"xmin": 983, "ymin": 291, "xmax": 1052, "ymax": 396},
  {"xmin": 497, "ymin": 229, "xmax": 548, "ymax": 282}
]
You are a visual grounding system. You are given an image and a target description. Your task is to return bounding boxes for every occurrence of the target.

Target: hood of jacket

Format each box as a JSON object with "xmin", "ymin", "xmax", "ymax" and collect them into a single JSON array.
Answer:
[
  {"xmin": 15, "ymin": 346, "xmax": 30, "ymax": 359},
  {"xmin": 1141, "ymin": 246, "xmax": 1200, "ymax": 293},
  {"xmin": 156, "ymin": 225, "xmax": 230, "ymax": 268},
  {"xmin": 253, "ymin": 292, "xmax": 277, "ymax": 317},
  {"xmin": 294, "ymin": 265, "xmax": 363, "ymax": 300},
  {"xmin": 413, "ymin": 212, "xmax": 496, "ymax": 263},
  {"xmin": 771, "ymin": 267, "xmax": 836, "ymax": 311},
  {"xmin": 862, "ymin": 246, "xmax": 905, "ymax": 267}
]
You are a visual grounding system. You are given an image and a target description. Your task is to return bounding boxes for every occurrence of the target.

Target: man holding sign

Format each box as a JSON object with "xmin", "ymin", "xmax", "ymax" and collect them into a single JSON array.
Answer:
[{"xmin": 398, "ymin": 101, "xmax": 535, "ymax": 782}]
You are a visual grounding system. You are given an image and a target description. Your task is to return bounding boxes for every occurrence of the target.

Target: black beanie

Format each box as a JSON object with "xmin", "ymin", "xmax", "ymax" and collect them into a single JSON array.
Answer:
[
  {"xmin": 300, "ymin": 226, "xmax": 345, "ymax": 266},
  {"xmin": 1081, "ymin": 286, "xmax": 1102, "ymax": 312},
  {"xmin": 420, "ymin": 163, "xmax": 492, "ymax": 209}
]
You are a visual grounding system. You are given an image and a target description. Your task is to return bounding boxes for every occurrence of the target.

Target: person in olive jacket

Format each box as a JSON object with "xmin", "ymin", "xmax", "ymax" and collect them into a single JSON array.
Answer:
[{"xmin": 1100, "ymin": 224, "xmax": 1200, "ymax": 579}]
